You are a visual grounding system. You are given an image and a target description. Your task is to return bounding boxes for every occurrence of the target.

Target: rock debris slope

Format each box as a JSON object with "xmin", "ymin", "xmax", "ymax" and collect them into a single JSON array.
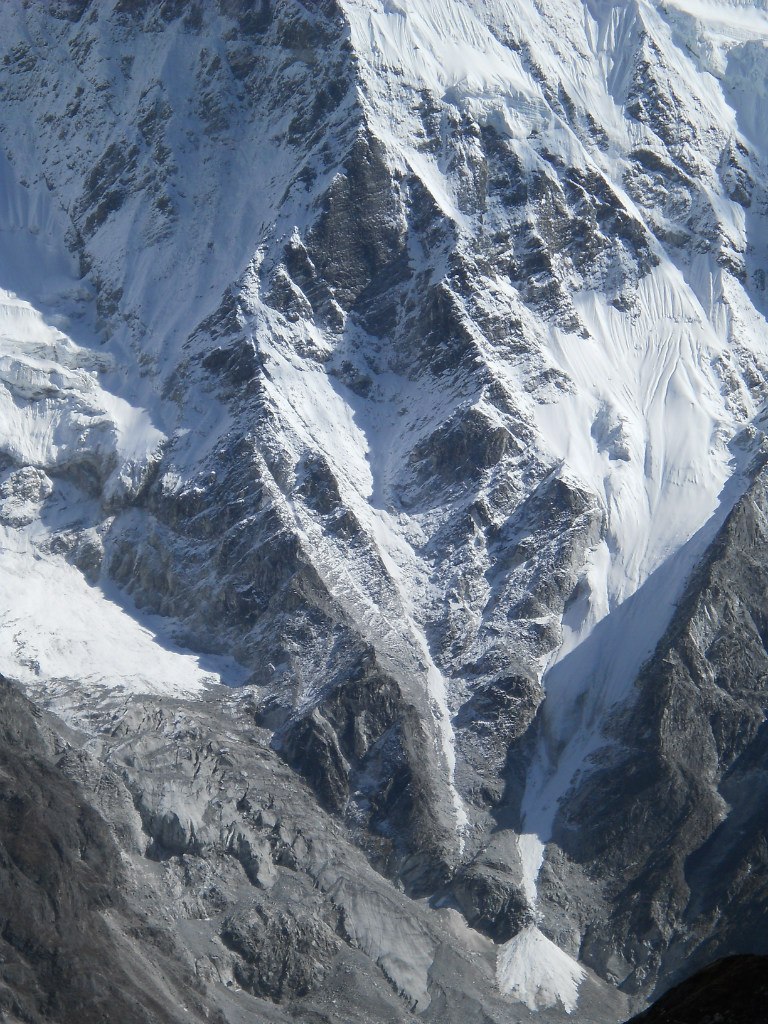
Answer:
[{"xmin": 0, "ymin": 0, "xmax": 767, "ymax": 1019}]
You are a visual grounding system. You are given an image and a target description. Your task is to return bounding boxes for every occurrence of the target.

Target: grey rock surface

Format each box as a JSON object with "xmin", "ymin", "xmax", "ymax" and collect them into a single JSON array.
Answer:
[
  {"xmin": 626, "ymin": 954, "xmax": 768, "ymax": 1024},
  {"xmin": 0, "ymin": 677, "xmax": 210, "ymax": 1024},
  {"xmin": 549, "ymin": 457, "xmax": 768, "ymax": 1001},
  {"xmin": 0, "ymin": 676, "xmax": 627, "ymax": 1024}
]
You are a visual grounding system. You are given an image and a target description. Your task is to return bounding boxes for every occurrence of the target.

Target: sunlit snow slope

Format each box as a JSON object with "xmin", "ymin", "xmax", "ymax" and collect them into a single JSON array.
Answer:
[{"xmin": 0, "ymin": 149, "xmax": 234, "ymax": 701}]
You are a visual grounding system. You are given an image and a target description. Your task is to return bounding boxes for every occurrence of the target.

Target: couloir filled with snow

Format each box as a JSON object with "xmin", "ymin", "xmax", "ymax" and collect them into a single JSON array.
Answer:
[{"xmin": 340, "ymin": 0, "xmax": 768, "ymax": 1010}]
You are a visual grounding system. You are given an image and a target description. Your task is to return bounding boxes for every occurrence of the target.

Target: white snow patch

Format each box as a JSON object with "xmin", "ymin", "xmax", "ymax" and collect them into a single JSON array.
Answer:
[
  {"xmin": 98, "ymin": 390, "xmax": 165, "ymax": 465},
  {"xmin": 363, "ymin": 505, "xmax": 469, "ymax": 837},
  {"xmin": 0, "ymin": 528, "xmax": 219, "ymax": 701},
  {"xmin": 0, "ymin": 146, "xmax": 228, "ymax": 707},
  {"xmin": 343, "ymin": 0, "xmax": 538, "ymax": 104},
  {"xmin": 520, "ymin": 257, "xmax": 757, "ymax": 855},
  {"xmin": 662, "ymin": 0, "xmax": 768, "ymax": 38},
  {"xmin": 515, "ymin": 250, "xmax": 762, "ymax": 901},
  {"xmin": 496, "ymin": 924, "xmax": 586, "ymax": 1014},
  {"xmin": 517, "ymin": 831, "xmax": 546, "ymax": 909},
  {"xmin": 342, "ymin": 0, "xmax": 546, "ymax": 229},
  {"xmin": 419, "ymin": 645, "xmax": 469, "ymax": 835}
]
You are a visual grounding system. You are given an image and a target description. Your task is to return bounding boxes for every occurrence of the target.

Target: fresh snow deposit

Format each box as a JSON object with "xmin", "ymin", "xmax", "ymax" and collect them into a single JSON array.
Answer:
[{"xmin": 496, "ymin": 924, "xmax": 587, "ymax": 1014}]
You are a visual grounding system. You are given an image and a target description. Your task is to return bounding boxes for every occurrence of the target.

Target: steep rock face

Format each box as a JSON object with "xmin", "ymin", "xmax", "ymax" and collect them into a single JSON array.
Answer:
[
  {"xmin": 549, "ymin": 454, "xmax": 768, "ymax": 997},
  {"xmin": 0, "ymin": 1, "xmax": 767, "ymax": 1020},
  {"xmin": 627, "ymin": 954, "xmax": 768, "ymax": 1024},
  {"xmin": 0, "ymin": 672, "xmax": 636, "ymax": 1023},
  {"xmin": 0, "ymin": 677, "xmax": 210, "ymax": 1024}
]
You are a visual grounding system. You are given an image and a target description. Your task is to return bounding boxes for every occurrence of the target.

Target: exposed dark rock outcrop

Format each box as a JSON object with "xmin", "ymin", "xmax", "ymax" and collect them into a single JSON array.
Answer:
[
  {"xmin": 551, "ymin": 461, "xmax": 768, "ymax": 997},
  {"xmin": 627, "ymin": 955, "xmax": 768, "ymax": 1024},
  {"xmin": 0, "ymin": 677, "xmax": 209, "ymax": 1024}
]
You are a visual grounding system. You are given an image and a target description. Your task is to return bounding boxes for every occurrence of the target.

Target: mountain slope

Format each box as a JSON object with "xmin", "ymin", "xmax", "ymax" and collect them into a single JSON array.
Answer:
[
  {"xmin": 0, "ymin": 1, "xmax": 767, "ymax": 1019},
  {"xmin": 628, "ymin": 954, "xmax": 768, "ymax": 1024},
  {"xmin": 0, "ymin": 677, "xmax": 209, "ymax": 1024}
]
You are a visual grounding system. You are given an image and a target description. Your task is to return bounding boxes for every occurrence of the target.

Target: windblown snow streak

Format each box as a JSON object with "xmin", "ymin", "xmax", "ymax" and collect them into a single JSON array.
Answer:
[{"xmin": 0, "ymin": 1, "xmax": 767, "ymax": 1020}]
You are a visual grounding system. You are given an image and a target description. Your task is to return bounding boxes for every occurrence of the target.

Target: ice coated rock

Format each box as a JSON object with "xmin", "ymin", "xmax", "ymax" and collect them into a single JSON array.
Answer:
[{"xmin": 0, "ymin": 1, "xmax": 767, "ymax": 1020}]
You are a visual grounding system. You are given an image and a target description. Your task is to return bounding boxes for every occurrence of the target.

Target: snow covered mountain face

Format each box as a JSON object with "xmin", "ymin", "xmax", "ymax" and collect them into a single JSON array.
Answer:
[{"xmin": 1, "ymin": 0, "xmax": 768, "ymax": 1019}]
